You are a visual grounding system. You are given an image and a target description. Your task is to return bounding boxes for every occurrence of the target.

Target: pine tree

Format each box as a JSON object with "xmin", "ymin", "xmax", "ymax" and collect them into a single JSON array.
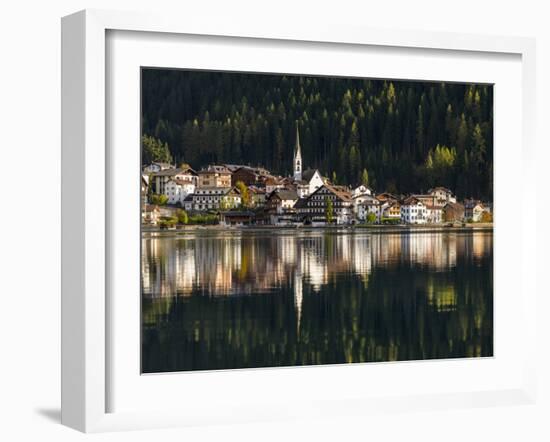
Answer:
[
  {"xmin": 416, "ymin": 104, "xmax": 425, "ymax": 157},
  {"xmin": 141, "ymin": 69, "xmax": 493, "ymax": 199},
  {"xmin": 471, "ymin": 124, "xmax": 486, "ymax": 167},
  {"xmin": 361, "ymin": 168, "xmax": 369, "ymax": 187},
  {"xmin": 142, "ymin": 135, "xmax": 172, "ymax": 164},
  {"xmin": 456, "ymin": 113, "xmax": 468, "ymax": 154}
]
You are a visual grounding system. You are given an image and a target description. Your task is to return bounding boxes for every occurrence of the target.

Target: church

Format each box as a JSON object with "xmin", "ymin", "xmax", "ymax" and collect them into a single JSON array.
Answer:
[{"xmin": 292, "ymin": 126, "xmax": 324, "ymax": 198}]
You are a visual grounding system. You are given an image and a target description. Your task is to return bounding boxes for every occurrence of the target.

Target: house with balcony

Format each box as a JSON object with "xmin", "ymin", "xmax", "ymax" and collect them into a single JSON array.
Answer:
[
  {"xmin": 198, "ymin": 165, "xmax": 232, "ymax": 188},
  {"xmin": 265, "ymin": 189, "xmax": 299, "ymax": 225},
  {"xmin": 294, "ymin": 184, "xmax": 353, "ymax": 225},
  {"xmin": 353, "ymin": 191, "xmax": 378, "ymax": 216},
  {"xmin": 190, "ymin": 187, "xmax": 241, "ymax": 211},
  {"xmin": 428, "ymin": 186, "xmax": 457, "ymax": 205},
  {"xmin": 381, "ymin": 201, "xmax": 401, "ymax": 221},
  {"xmin": 221, "ymin": 187, "xmax": 242, "ymax": 210}
]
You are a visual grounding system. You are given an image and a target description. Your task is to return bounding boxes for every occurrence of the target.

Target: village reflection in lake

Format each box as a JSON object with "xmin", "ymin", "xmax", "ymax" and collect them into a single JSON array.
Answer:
[{"xmin": 141, "ymin": 229, "xmax": 493, "ymax": 373}]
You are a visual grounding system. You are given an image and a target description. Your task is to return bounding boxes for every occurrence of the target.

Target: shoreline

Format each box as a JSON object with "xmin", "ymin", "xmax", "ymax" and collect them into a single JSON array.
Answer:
[{"xmin": 141, "ymin": 223, "xmax": 493, "ymax": 235}]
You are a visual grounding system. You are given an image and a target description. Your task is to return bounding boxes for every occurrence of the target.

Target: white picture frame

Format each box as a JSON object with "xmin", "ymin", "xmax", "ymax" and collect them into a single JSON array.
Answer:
[{"xmin": 61, "ymin": 9, "xmax": 537, "ymax": 433}]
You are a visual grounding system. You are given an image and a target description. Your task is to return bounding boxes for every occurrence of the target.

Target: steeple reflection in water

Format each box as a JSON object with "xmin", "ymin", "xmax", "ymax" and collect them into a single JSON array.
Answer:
[{"xmin": 142, "ymin": 229, "xmax": 492, "ymax": 372}]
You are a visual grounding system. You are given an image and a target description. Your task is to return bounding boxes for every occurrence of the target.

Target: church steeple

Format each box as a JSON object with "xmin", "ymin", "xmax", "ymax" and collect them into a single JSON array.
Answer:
[{"xmin": 293, "ymin": 124, "xmax": 302, "ymax": 181}]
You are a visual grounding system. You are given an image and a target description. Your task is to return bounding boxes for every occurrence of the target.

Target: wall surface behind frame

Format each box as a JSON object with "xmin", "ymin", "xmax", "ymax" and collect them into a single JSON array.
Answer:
[{"xmin": 0, "ymin": 0, "xmax": 547, "ymax": 441}]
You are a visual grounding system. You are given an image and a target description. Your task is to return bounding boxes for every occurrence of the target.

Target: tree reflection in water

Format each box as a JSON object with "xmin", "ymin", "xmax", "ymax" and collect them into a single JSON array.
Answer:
[{"xmin": 141, "ymin": 229, "xmax": 493, "ymax": 373}]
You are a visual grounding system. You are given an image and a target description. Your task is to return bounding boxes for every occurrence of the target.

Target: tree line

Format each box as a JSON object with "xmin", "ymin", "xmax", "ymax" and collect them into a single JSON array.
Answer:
[{"xmin": 142, "ymin": 69, "xmax": 493, "ymax": 199}]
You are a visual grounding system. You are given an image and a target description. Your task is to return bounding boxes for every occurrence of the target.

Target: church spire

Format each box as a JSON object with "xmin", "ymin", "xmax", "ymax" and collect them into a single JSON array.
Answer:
[
  {"xmin": 293, "ymin": 122, "xmax": 302, "ymax": 181},
  {"xmin": 295, "ymin": 124, "xmax": 301, "ymax": 157}
]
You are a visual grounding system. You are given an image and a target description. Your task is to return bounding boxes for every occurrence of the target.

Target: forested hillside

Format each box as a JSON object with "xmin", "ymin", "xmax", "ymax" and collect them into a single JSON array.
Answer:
[{"xmin": 141, "ymin": 69, "xmax": 493, "ymax": 199}]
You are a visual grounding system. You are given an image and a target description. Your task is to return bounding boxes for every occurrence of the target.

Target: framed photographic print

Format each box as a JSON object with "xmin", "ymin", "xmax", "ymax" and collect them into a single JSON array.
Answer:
[
  {"xmin": 61, "ymin": 9, "xmax": 537, "ymax": 432},
  {"xmin": 140, "ymin": 68, "xmax": 494, "ymax": 374}
]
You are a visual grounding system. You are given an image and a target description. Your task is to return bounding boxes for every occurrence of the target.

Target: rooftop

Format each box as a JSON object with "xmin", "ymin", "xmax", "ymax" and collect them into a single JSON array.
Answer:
[
  {"xmin": 428, "ymin": 186, "xmax": 453, "ymax": 194},
  {"xmin": 270, "ymin": 189, "xmax": 299, "ymax": 201},
  {"xmin": 376, "ymin": 192, "xmax": 399, "ymax": 202},
  {"xmin": 359, "ymin": 199, "xmax": 380, "ymax": 206},
  {"xmin": 145, "ymin": 162, "xmax": 174, "ymax": 168},
  {"xmin": 248, "ymin": 186, "xmax": 266, "ymax": 194},
  {"xmin": 265, "ymin": 176, "xmax": 283, "ymax": 185},
  {"xmin": 151, "ymin": 168, "xmax": 190, "ymax": 177},
  {"xmin": 312, "ymin": 183, "xmax": 352, "ymax": 201},
  {"xmin": 403, "ymin": 196, "xmax": 420, "ymax": 205},
  {"xmin": 198, "ymin": 165, "xmax": 232, "ymax": 174},
  {"xmin": 301, "ymin": 169, "xmax": 320, "ymax": 182},
  {"xmin": 464, "ymin": 199, "xmax": 484, "ymax": 209},
  {"xmin": 444, "ymin": 201, "xmax": 465, "ymax": 209}
]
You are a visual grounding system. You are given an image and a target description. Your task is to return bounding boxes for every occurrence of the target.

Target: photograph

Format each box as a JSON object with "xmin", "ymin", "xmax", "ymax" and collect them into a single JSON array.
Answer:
[{"xmin": 140, "ymin": 68, "xmax": 493, "ymax": 373}]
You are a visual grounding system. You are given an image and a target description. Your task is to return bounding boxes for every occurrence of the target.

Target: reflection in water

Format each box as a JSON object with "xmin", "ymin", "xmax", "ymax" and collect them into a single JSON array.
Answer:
[{"xmin": 142, "ymin": 229, "xmax": 493, "ymax": 372}]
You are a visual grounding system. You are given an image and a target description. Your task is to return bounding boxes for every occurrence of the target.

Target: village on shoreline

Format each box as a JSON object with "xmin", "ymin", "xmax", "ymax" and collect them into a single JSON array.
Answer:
[{"xmin": 142, "ymin": 129, "xmax": 493, "ymax": 229}]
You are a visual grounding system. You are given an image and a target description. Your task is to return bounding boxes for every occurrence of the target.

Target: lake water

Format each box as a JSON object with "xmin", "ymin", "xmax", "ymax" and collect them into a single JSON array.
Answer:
[{"xmin": 141, "ymin": 228, "xmax": 493, "ymax": 373}]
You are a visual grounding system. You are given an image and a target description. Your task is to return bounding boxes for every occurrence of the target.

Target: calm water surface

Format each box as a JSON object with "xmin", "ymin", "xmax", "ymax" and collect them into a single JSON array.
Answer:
[{"xmin": 141, "ymin": 229, "xmax": 493, "ymax": 373}]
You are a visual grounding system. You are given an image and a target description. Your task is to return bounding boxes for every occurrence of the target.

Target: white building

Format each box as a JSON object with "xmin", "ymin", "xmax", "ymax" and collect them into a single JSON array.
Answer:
[
  {"xmin": 425, "ymin": 205, "xmax": 444, "ymax": 223},
  {"xmin": 295, "ymin": 169, "xmax": 324, "ymax": 198},
  {"xmin": 221, "ymin": 187, "xmax": 242, "ymax": 210},
  {"xmin": 428, "ymin": 186, "xmax": 457, "ymax": 205},
  {"xmin": 151, "ymin": 168, "xmax": 198, "ymax": 195},
  {"xmin": 406, "ymin": 194, "xmax": 444, "ymax": 224},
  {"xmin": 164, "ymin": 178, "xmax": 196, "ymax": 205},
  {"xmin": 357, "ymin": 198, "xmax": 381, "ymax": 222},
  {"xmin": 401, "ymin": 197, "xmax": 428, "ymax": 224},
  {"xmin": 351, "ymin": 185, "xmax": 373, "ymax": 198},
  {"xmin": 192, "ymin": 188, "xmax": 226, "ymax": 211},
  {"xmin": 189, "ymin": 187, "xmax": 241, "ymax": 211},
  {"xmin": 353, "ymin": 192, "xmax": 377, "ymax": 215}
]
